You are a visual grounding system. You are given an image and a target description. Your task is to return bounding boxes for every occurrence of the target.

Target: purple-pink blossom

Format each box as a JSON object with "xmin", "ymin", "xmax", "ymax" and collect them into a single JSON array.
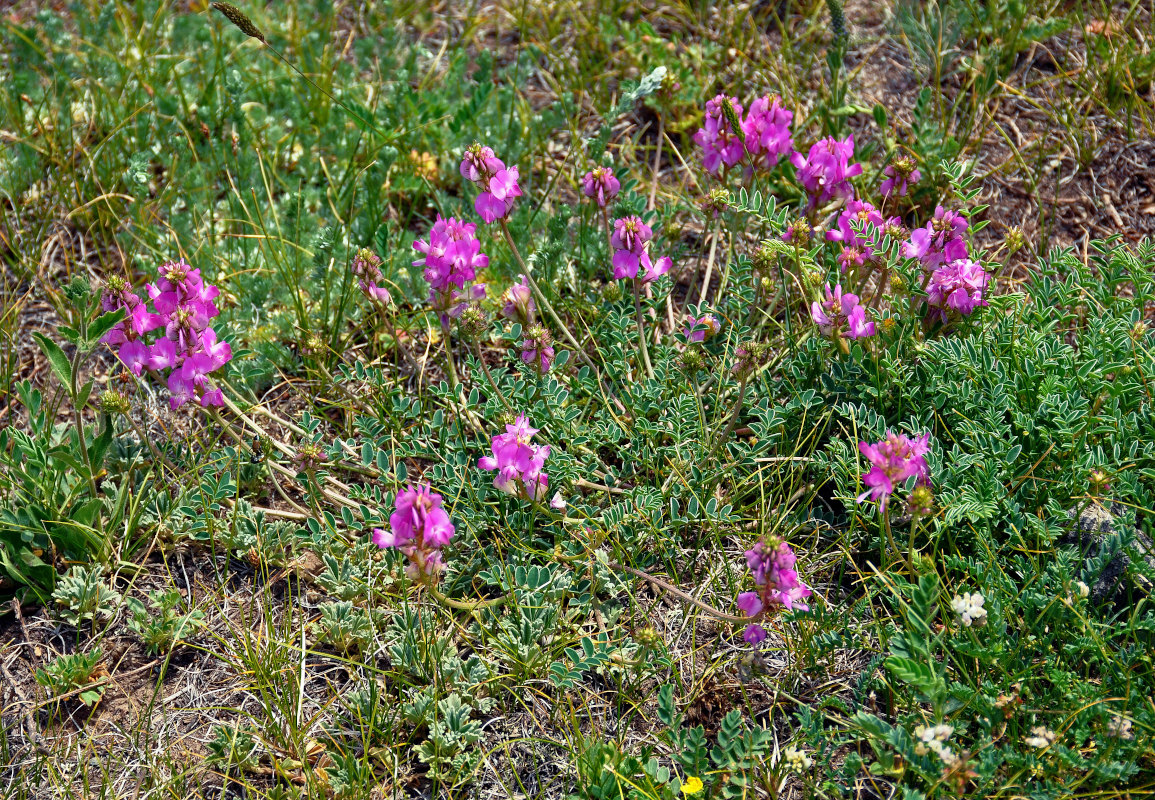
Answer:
[
  {"xmin": 106, "ymin": 260, "xmax": 232, "ymax": 409},
  {"xmin": 741, "ymin": 95, "xmax": 793, "ymax": 170},
  {"xmin": 521, "ymin": 326, "xmax": 555, "ymax": 373},
  {"xmin": 413, "ymin": 217, "xmax": 489, "ymax": 322},
  {"xmin": 372, "ymin": 483, "xmax": 455, "ymax": 580},
  {"xmin": 880, "ymin": 156, "xmax": 921, "ymax": 197},
  {"xmin": 810, "ymin": 283, "xmax": 875, "ymax": 339},
  {"xmin": 351, "ymin": 248, "xmax": 391, "ymax": 306},
  {"xmin": 460, "ymin": 144, "xmax": 522, "ymax": 223},
  {"xmin": 582, "ymin": 167, "xmax": 620, "ymax": 208},
  {"xmin": 736, "ymin": 537, "xmax": 811, "ymax": 645},
  {"xmin": 683, "ymin": 314, "xmax": 721, "ymax": 343},
  {"xmin": 693, "ymin": 94, "xmax": 746, "ymax": 175},
  {"xmin": 903, "ymin": 206, "xmax": 969, "ymax": 269},
  {"xmin": 827, "ymin": 199, "xmax": 887, "ymax": 272},
  {"xmin": 857, "ymin": 431, "xmax": 931, "ymax": 510},
  {"xmin": 610, "ymin": 216, "xmax": 671, "ymax": 282},
  {"xmin": 789, "ymin": 135, "xmax": 862, "ymax": 208},
  {"xmin": 926, "ymin": 258, "xmax": 990, "ymax": 321},
  {"xmin": 478, "ymin": 415, "xmax": 553, "ymax": 501},
  {"xmin": 501, "ymin": 274, "xmax": 536, "ymax": 324}
]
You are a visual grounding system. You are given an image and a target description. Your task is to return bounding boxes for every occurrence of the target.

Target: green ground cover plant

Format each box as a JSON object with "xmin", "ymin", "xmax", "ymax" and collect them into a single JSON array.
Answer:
[{"xmin": 1, "ymin": 1, "xmax": 1154, "ymax": 798}]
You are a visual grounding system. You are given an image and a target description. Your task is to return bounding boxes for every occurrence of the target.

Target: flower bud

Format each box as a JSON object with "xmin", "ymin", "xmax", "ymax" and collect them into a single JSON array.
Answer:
[
  {"xmin": 1005, "ymin": 226, "xmax": 1026, "ymax": 254},
  {"xmin": 97, "ymin": 389, "xmax": 131, "ymax": 416},
  {"xmin": 701, "ymin": 188, "xmax": 731, "ymax": 218},
  {"xmin": 602, "ymin": 281, "xmax": 623, "ymax": 303},
  {"xmin": 458, "ymin": 304, "xmax": 489, "ymax": 341}
]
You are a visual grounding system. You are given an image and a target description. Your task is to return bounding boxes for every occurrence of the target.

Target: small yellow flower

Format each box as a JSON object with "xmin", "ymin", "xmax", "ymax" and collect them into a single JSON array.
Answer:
[{"xmin": 681, "ymin": 776, "xmax": 704, "ymax": 795}]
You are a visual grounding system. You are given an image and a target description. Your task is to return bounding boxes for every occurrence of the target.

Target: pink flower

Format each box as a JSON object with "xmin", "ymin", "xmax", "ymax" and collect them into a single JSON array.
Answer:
[
  {"xmin": 904, "ymin": 206, "xmax": 969, "ymax": 269},
  {"xmin": 857, "ymin": 431, "xmax": 931, "ymax": 510},
  {"xmin": 501, "ymin": 274, "xmax": 535, "ymax": 323},
  {"xmin": 926, "ymin": 258, "xmax": 990, "ymax": 322},
  {"xmin": 741, "ymin": 95, "xmax": 793, "ymax": 170},
  {"xmin": 810, "ymin": 283, "xmax": 874, "ymax": 339},
  {"xmin": 460, "ymin": 143, "xmax": 503, "ymax": 184},
  {"xmin": 827, "ymin": 199, "xmax": 884, "ymax": 270},
  {"xmin": 117, "ymin": 340, "xmax": 149, "ymax": 376},
  {"xmin": 789, "ymin": 135, "xmax": 862, "ymax": 208},
  {"xmin": 147, "ymin": 337, "xmax": 179, "ymax": 371},
  {"xmin": 737, "ymin": 537, "xmax": 811, "ymax": 639},
  {"xmin": 737, "ymin": 591, "xmax": 763, "ymax": 617},
  {"xmin": 641, "ymin": 254, "xmax": 672, "ymax": 284},
  {"xmin": 611, "ymin": 216, "xmax": 653, "ymax": 254},
  {"xmin": 693, "ymin": 94, "xmax": 746, "ymax": 175},
  {"xmin": 582, "ymin": 167, "xmax": 620, "ymax": 207},
  {"xmin": 846, "ymin": 305, "xmax": 876, "ymax": 339},
  {"xmin": 521, "ymin": 327, "xmax": 555, "ymax": 373},
  {"xmin": 880, "ymin": 159, "xmax": 921, "ymax": 197},
  {"xmin": 611, "ymin": 216, "xmax": 669, "ymax": 282},
  {"xmin": 683, "ymin": 314, "xmax": 721, "ymax": 343},
  {"xmin": 375, "ymin": 484, "xmax": 456, "ymax": 581},
  {"xmin": 475, "ymin": 166, "xmax": 522, "ymax": 223},
  {"xmin": 478, "ymin": 415, "xmax": 552, "ymax": 501},
  {"xmin": 107, "ymin": 260, "xmax": 231, "ymax": 409},
  {"xmin": 743, "ymin": 624, "xmax": 768, "ymax": 644}
]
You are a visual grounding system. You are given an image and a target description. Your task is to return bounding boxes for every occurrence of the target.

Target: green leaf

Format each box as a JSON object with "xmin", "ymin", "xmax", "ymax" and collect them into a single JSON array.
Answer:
[
  {"xmin": 86, "ymin": 309, "xmax": 125, "ymax": 347},
  {"xmin": 33, "ymin": 332, "xmax": 73, "ymax": 389}
]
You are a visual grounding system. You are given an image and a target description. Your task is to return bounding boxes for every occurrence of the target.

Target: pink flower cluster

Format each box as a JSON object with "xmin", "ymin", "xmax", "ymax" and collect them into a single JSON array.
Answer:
[
  {"xmin": 460, "ymin": 143, "xmax": 522, "ymax": 223},
  {"xmin": 858, "ymin": 431, "xmax": 931, "ymax": 510},
  {"xmin": 103, "ymin": 261, "xmax": 232, "ymax": 409},
  {"xmin": 903, "ymin": 205, "xmax": 969, "ymax": 269},
  {"xmin": 372, "ymin": 483, "xmax": 455, "ymax": 580},
  {"xmin": 737, "ymin": 537, "xmax": 811, "ymax": 644},
  {"xmin": 810, "ymin": 283, "xmax": 875, "ymax": 340},
  {"xmin": 693, "ymin": 94, "xmax": 746, "ymax": 175},
  {"xmin": 582, "ymin": 167, "xmax": 620, "ymax": 208},
  {"xmin": 790, "ymin": 134, "xmax": 862, "ymax": 208},
  {"xmin": 903, "ymin": 206, "xmax": 991, "ymax": 321},
  {"xmin": 826, "ymin": 199, "xmax": 898, "ymax": 273},
  {"xmin": 610, "ymin": 216, "xmax": 672, "ymax": 283},
  {"xmin": 741, "ymin": 95, "xmax": 794, "ymax": 170},
  {"xmin": 351, "ymin": 248, "xmax": 391, "ymax": 306},
  {"xmin": 926, "ymin": 258, "xmax": 990, "ymax": 321},
  {"xmin": 682, "ymin": 314, "xmax": 721, "ymax": 343},
  {"xmin": 478, "ymin": 415, "xmax": 562, "ymax": 506},
  {"xmin": 413, "ymin": 216, "xmax": 488, "ymax": 322}
]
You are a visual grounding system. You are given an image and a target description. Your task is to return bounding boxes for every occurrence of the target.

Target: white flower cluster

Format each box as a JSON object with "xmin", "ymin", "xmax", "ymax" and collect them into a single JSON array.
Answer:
[
  {"xmin": 1106, "ymin": 715, "xmax": 1134, "ymax": 740},
  {"xmin": 779, "ymin": 747, "xmax": 813, "ymax": 774},
  {"xmin": 1024, "ymin": 725, "xmax": 1056, "ymax": 749},
  {"xmin": 951, "ymin": 591, "xmax": 987, "ymax": 627},
  {"xmin": 914, "ymin": 724, "xmax": 958, "ymax": 766}
]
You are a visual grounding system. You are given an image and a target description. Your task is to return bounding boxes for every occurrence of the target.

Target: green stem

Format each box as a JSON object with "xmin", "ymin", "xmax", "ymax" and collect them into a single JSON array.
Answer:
[
  {"xmin": 632, "ymin": 279, "xmax": 655, "ymax": 380},
  {"xmin": 499, "ymin": 219, "xmax": 597, "ymax": 374}
]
